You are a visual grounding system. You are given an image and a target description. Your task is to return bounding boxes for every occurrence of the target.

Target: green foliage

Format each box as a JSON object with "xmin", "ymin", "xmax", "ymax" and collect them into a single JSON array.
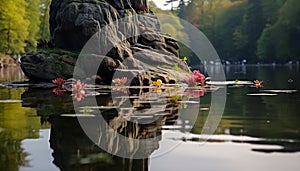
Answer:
[
  {"xmin": 215, "ymin": 1, "xmax": 246, "ymax": 60},
  {"xmin": 178, "ymin": 0, "xmax": 300, "ymax": 63},
  {"xmin": 0, "ymin": 0, "xmax": 50, "ymax": 54},
  {"xmin": 39, "ymin": 0, "xmax": 51, "ymax": 41},
  {"xmin": 256, "ymin": 0, "xmax": 300, "ymax": 62},
  {"xmin": 25, "ymin": 0, "xmax": 41, "ymax": 52},
  {"xmin": 0, "ymin": 0, "xmax": 29, "ymax": 54},
  {"xmin": 159, "ymin": 13, "xmax": 189, "ymax": 41},
  {"xmin": 256, "ymin": 28, "xmax": 273, "ymax": 61}
]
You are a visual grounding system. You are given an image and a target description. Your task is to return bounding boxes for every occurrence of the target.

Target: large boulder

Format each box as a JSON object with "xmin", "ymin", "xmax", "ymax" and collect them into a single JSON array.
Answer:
[
  {"xmin": 50, "ymin": 0, "xmax": 151, "ymax": 51},
  {"xmin": 21, "ymin": 0, "xmax": 190, "ymax": 85},
  {"xmin": 21, "ymin": 51, "xmax": 77, "ymax": 81}
]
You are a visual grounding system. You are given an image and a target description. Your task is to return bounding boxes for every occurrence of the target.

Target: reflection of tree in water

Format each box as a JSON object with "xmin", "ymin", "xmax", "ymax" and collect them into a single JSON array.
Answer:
[
  {"xmin": 0, "ymin": 88, "xmax": 40, "ymax": 171},
  {"xmin": 0, "ymin": 137, "xmax": 28, "ymax": 171},
  {"xmin": 22, "ymin": 87, "xmax": 182, "ymax": 170}
]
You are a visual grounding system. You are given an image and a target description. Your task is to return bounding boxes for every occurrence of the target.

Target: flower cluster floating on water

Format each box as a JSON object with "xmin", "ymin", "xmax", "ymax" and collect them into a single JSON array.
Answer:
[
  {"xmin": 112, "ymin": 77, "xmax": 128, "ymax": 86},
  {"xmin": 254, "ymin": 80, "xmax": 263, "ymax": 88},
  {"xmin": 52, "ymin": 78, "xmax": 87, "ymax": 102},
  {"xmin": 185, "ymin": 70, "xmax": 206, "ymax": 86}
]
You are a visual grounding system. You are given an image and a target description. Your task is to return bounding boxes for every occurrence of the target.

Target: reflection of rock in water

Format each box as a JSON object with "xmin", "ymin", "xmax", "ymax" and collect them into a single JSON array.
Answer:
[
  {"xmin": 20, "ymin": 87, "xmax": 182, "ymax": 170},
  {"xmin": 50, "ymin": 117, "xmax": 149, "ymax": 171},
  {"xmin": 21, "ymin": 88, "xmax": 75, "ymax": 123}
]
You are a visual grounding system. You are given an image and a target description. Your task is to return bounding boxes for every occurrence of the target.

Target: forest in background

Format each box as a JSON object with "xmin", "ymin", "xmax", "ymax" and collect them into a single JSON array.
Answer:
[
  {"xmin": 0, "ymin": 0, "xmax": 299, "ymax": 64},
  {"xmin": 0, "ymin": 0, "xmax": 50, "ymax": 55},
  {"xmin": 153, "ymin": 0, "xmax": 300, "ymax": 63}
]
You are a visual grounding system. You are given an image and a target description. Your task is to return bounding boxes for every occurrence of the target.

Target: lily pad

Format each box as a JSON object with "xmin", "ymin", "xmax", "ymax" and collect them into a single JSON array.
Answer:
[
  {"xmin": 260, "ymin": 90, "xmax": 298, "ymax": 94},
  {"xmin": 60, "ymin": 114, "xmax": 95, "ymax": 117},
  {"xmin": 115, "ymin": 69, "xmax": 145, "ymax": 72},
  {"xmin": 179, "ymin": 101, "xmax": 200, "ymax": 104},
  {"xmin": 130, "ymin": 115, "xmax": 154, "ymax": 119},
  {"xmin": 206, "ymin": 80, "xmax": 253, "ymax": 86},
  {"xmin": 162, "ymin": 125, "xmax": 182, "ymax": 129},
  {"xmin": 80, "ymin": 106, "xmax": 119, "ymax": 109},
  {"xmin": 85, "ymin": 91, "xmax": 102, "ymax": 96},
  {"xmin": 0, "ymin": 100, "xmax": 22, "ymax": 103},
  {"xmin": 247, "ymin": 93, "xmax": 278, "ymax": 96},
  {"xmin": 200, "ymin": 108, "xmax": 209, "ymax": 111}
]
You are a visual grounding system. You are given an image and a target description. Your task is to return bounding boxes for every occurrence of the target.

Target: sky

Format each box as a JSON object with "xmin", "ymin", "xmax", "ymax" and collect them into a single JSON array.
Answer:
[{"xmin": 151, "ymin": 0, "xmax": 180, "ymax": 10}]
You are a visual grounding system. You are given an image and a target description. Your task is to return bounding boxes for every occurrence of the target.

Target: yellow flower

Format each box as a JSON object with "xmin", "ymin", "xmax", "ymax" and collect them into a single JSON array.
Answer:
[
  {"xmin": 183, "ymin": 56, "xmax": 188, "ymax": 62},
  {"xmin": 153, "ymin": 79, "xmax": 163, "ymax": 87}
]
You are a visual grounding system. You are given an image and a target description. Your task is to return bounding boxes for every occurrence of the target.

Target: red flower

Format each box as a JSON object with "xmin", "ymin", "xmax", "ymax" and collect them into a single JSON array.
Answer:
[
  {"xmin": 184, "ymin": 70, "xmax": 206, "ymax": 86},
  {"xmin": 52, "ymin": 78, "xmax": 65, "ymax": 86},
  {"xmin": 254, "ymin": 80, "xmax": 263, "ymax": 88},
  {"xmin": 52, "ymin": 88, "xmax": 65, "ymax": 95},
  {"xmin": 193, "ymin": 70, "xmax": 206, "ymax": 84}
]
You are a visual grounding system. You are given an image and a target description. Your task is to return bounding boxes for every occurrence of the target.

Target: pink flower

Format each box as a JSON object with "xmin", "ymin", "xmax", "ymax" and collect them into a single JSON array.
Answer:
[
  {"xmin": 254, "ymin": 80, "xmax": 263, "ymax": 88},
  {"xmin": 71, "ymin": 80, "xmax": 87, "ymax": 102},
  {"xmin": 193, "ymin": 70, "xmax": 206, "ymax": 84},
  {"xmin": 72, "ymin": 91, "xmax": 86, "ymax": 102},
  {"xmin": 185, "ymin": 89, "xmax": 205, "ymax": 98},
  {"xmin": 112, "ymin": 77, "xmax": 128, "ymax": 85},
  {"xmin": 184, "ymin": 70, "xmax": 206, "ymax": 86},
  {"xmin": 72, "ymin": 80, "xmax": 86, "ymax": 92},
  {"xmin": 184, "ymin": 76, "xmax": 196, "ymax": 86},
  {"xmin": 52, "ymin": 78, "xmax": 65, "ymax": 86}
]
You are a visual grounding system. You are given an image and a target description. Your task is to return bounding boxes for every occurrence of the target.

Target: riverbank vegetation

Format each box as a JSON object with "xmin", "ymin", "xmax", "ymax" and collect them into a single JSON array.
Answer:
[
  {"xmin": 152, "ymin": 0, "xmax": 300, "ymax": 63},
  {"xmin": 0, "ymin": 0, "xmax": 50, "ymax": 54},
  {"xmin": 0, "ymin": 0, "xmax": 299, "ymax": 64}
]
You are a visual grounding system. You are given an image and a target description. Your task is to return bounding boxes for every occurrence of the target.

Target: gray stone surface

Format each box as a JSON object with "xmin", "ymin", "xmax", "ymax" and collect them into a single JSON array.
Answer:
[{"xmin": 21, "ymin": 0, "xmax": 190, "ymax": 85}]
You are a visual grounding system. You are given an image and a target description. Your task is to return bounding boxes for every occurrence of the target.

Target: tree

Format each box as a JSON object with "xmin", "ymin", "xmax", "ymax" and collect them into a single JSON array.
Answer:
[
  {"xmin": 0, "ymin": 0, "xmax": 29, "ymax": 54},
  {"xmin": 256, "ymin": 28, "xmax": 274, "ymax": 62},
  {"xmin": 178, "ymin": 0, "xmax": 187, "ymax": 18},
  {"xmin": 39, "ymin": 0, "xmax": 51, "ymax": 41},
  {"xmin": 243, "ymin": 0, "xmax": 264, "ymax": 61},
  {"xmin": 256, "ymin": 0, "xmax": 300, "ymax": 62},
  {"xmin": 273, "ymin": 0, "xmax": 300, "ymax": 61},
  {"xmin": 25, "ymin": 0, "xmax": 41, "ymax": 52},
  {"xmin": 215, "ymin": 1, "xmax": 246, "ymax": 60}
]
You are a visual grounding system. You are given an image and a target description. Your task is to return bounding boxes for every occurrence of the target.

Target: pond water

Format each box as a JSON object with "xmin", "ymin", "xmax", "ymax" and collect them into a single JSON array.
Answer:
[{"xmin": 0, "ymin": 65, "xmax": 299, "ymax": 171}]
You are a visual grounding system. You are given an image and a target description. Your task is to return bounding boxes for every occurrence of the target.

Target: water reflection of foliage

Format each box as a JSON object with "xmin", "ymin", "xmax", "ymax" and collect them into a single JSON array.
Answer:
[
  {"xmin": 0, "ymin": 88, "xmax": 41, "ymax": 171},
  {"xmin": 0, "ymin": 67, "xmax": 25, "ymax": 82}
]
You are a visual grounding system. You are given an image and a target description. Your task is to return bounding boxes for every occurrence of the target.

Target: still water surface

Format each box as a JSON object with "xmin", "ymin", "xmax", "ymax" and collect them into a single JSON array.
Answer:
[{"xmin": 0, "ymin": 65, "xmax": 299, "ymax": 171}]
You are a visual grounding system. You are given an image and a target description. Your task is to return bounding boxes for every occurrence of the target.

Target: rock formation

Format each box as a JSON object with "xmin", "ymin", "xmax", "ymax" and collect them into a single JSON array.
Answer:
[{"xmin": 21, "ymin": 0, "xmax": 190, "ymax": 85}]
